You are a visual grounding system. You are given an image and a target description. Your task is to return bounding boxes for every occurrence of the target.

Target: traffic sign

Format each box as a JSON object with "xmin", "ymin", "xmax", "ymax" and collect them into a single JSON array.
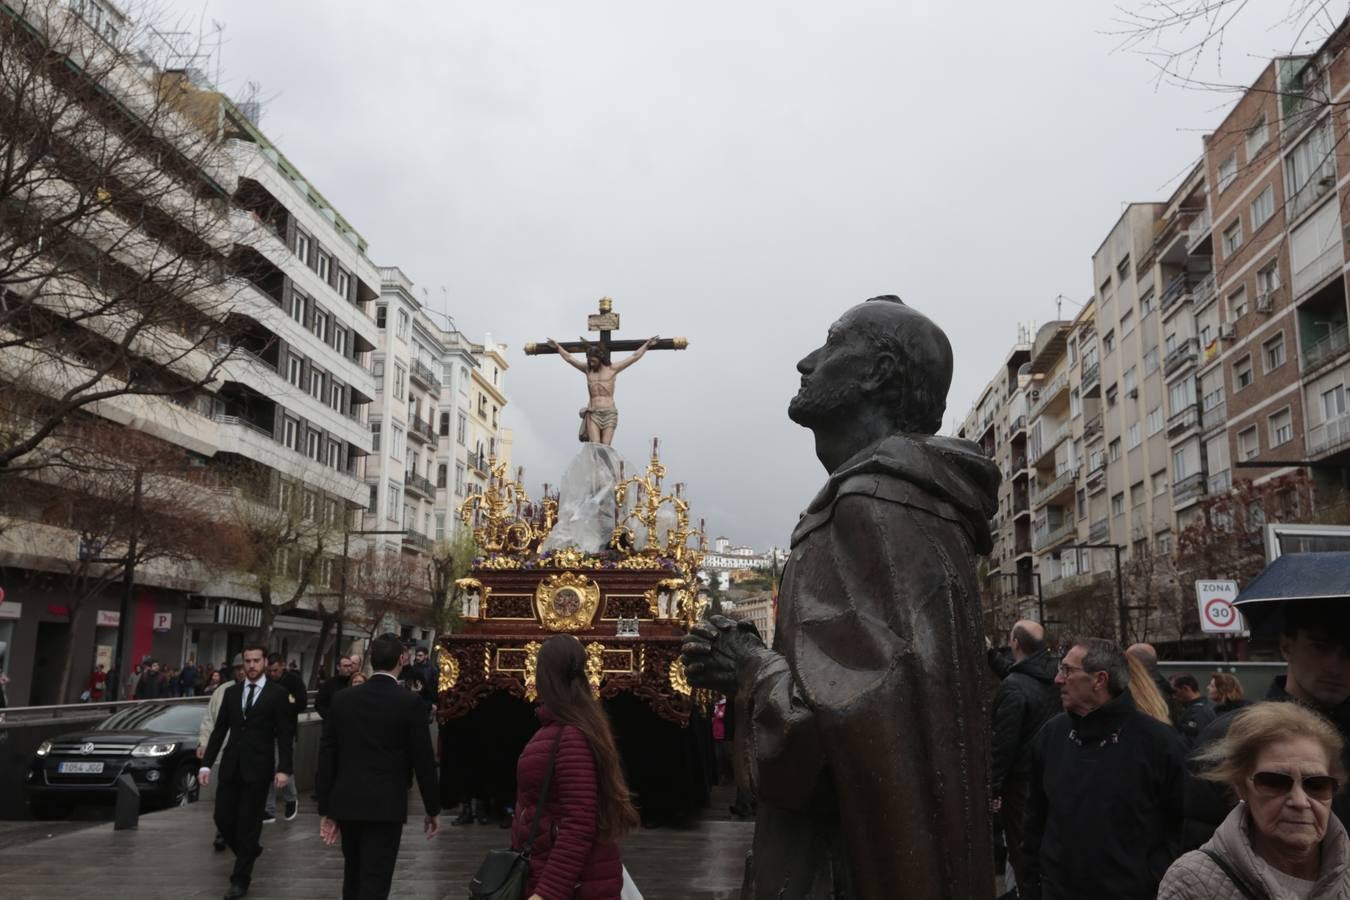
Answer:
[
  {"xmin": 152, "ymin": 612, "xmax": 172, "ymax": 632},
  {"xmin": 1195, "ymin": 580, "xmax": 1244, "ymax": 634}
]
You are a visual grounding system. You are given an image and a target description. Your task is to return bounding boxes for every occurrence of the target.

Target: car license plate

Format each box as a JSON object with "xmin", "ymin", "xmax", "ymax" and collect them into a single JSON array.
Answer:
[{"xmin": 58, "ymin": 761, "xmax": 104, "ymax": 774}]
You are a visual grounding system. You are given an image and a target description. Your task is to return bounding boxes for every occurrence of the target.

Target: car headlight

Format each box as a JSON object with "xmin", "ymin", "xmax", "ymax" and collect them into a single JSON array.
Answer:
[
  {"xmin": 35, "ymin": 740, "xmax": 52, "ymax": 757},
  {"xmin": 131, "ymin": 742, "xmax": 177, "ymax": 757}
]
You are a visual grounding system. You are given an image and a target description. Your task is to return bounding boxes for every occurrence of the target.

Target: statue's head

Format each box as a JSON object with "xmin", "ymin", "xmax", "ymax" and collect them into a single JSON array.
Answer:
[
  {"xmin": 788, "ymin": 295, "xmax": 952, "ymax": 436},
  {"xmin": 586, "ymin": 346, "xmax": 608, "ymax": 370}
]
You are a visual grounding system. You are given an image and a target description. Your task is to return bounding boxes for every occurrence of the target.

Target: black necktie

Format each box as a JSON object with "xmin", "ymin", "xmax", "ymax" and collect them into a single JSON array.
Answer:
[{"xmin": 245, "ymin": 682, "xmax": 257, "ymax": 715}]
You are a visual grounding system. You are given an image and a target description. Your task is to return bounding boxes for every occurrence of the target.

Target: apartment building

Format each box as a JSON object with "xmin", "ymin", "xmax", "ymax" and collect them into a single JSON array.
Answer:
[
  {"xmin": 0, "ymin": 3, "xmax": 380, "ymax": 703},
  {"xmin": 956, "ymin": 331, "xmax": 1035, "ymax": 635},
  {"xmin": 364, "ymin": 268, "xmax": 511, "ymax": 567}
]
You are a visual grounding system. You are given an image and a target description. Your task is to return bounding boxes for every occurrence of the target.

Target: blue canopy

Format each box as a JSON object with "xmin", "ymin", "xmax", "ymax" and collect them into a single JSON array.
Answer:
[{"xmin": 1234, "ymin": 552, "xmax": 1350, "ymax": 608}]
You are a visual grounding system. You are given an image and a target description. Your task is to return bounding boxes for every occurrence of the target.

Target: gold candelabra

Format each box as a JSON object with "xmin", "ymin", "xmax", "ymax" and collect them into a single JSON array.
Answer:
[{"xmin": 458, "ymin": 453, "xmax": 556, "ymax": 554}]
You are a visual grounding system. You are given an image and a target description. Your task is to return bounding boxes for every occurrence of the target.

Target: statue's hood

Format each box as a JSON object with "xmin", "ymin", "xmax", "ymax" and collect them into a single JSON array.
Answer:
[{"xmin": 796, "ymin": 433, "xmax": 1000, "ymax": 553}]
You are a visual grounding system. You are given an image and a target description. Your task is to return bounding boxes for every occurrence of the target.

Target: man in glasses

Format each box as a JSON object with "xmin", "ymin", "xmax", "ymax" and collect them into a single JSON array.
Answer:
[
  {"xmin": 1021, "ymin": 638, "xmax": 1188, "ymax": 900},
  {"xmin": 1184, "ymin": 598, "xmax": 1350, "ymax": 847}
]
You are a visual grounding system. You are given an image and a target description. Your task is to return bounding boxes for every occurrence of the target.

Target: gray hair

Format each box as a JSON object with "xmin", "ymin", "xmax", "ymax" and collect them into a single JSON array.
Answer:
[{"xmin": 1076, "ymin": 638, "xmax": 1130, "ymax": 697}]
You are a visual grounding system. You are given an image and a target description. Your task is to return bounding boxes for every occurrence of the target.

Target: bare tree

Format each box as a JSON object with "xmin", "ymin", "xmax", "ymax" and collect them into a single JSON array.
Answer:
[
  {"xmin": 427, "ymin": 527, "xmax": 477, "ymax": 637},
  {"xmin": 349, "ymin": 549, "xmax": 430, "ymax": 646},
  {"xmin": 0, "ymin": 1, "xmax": 250, "ymax": 478}
]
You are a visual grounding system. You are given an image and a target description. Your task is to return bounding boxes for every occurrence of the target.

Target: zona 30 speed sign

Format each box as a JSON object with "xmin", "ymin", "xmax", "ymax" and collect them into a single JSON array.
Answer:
[{"xmin": 1195, "ymin": 580, "xmax": 1244, "ymax": 634}]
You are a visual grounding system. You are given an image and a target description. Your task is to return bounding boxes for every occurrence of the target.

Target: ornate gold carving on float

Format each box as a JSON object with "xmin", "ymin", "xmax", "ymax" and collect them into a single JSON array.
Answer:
[
  {"xmin": 458, "ymin": 451, "xmax": 558, "ymax": 554},
  {"xmin": 668, "ymin": 658, "xmax": 691, "ymax": 696},
  {"xmin": 585, "ymin": 642, "xmax": 605, "ymax": 696},
  {"xmin": 534, "ymin": 572, "xmax": 601, "ymax": 632},
  {"xmin": 437, "ymin": 652, "xmax": 460, "ymax": 692},
  {"xmin": 523, "ymin": 640, "xmax": 542, "ymax": 701}
]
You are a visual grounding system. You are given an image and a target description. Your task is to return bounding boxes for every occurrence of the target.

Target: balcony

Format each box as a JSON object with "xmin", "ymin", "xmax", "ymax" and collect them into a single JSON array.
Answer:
[
  {"xmin": 1167, "ymin": 405, "xmax": 1200, "ymax": 438},
  {"xmin": 1083, "ymin": 413, "xmax": 1103, "ymax": 443},
  {"xmin": 410, "ymin": 359, "xmax": 439, "ymax": 391},
  {"xmin": 1033, "ymin": 517, "xmax": 1076, "ymax": 552},
  {"xmin": 1207, "ymin": 469, "xmax": 1232, "ymax": 494},
  {"xmin": 1081, "ymin": 362, "xmax": 1101, "ymax": 397},
  {"xmin": 1042, "ymin": 570, "xmax": 1110, "ymax": 602},
  {"xmin": 1302, "ymin": 323, "xmax": 1350, "ymax": 374},
  {"xmin": 1164, "ymin": 338, "xmax": 1200, "ymax": 376},
  {"xmin": 1028, "ymin": 372, "xmax": 1070, "ymax": 419},
  {"xmin": 1186, "ymin": 209, "xmax": 1212, "ymax": 254},
  {"xmin": 404, "ymin": 472, "xmax": 436, "ymax": 498},
  {"xmin": 1086, "ymin": 462, "xmax": 1107, "ymax": 494},
  {"xmin": 1032, "ymin": 468, "xmax": 1079, "ymax": 509},
  {"xmin": 1201, "ymin": 399, "xmax": 1226, "ymax": 433},
  {"xmin": 1008, "ymin": 415, "xmax": 1027, "ymax": 439},
  {"xmin": 1012, "ymin": 490, "xmax": 1030, "ymax": 517},
  {"xmin": 407, "ymin": 415, "xmax": 436, "ymax": 444},
  {"xmin": 402, "ymin": 530, "xmax": 433, "ymax": 553},
  {"xmin": 1173, "ymin": 471, "xmax": 1208, "ymax": 505},
  {"xmin": 467, "ymin": 451, "xmax": 490, "ymax": 475},
  {"xmin": 1030, "ymin": 423, "xmax": 1071, "ymax": 466},
  {"xmin": 1089, "ymin": 518, "xmax": 1109, "ymax": 544},
  {"xmin": 1308, "ymin": 411, "xmax": 1350, "ymax": 456}
]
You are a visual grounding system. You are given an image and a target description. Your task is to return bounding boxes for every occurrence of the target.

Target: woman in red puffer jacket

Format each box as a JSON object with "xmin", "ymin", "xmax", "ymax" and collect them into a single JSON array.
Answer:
[{"xmin": 513, "ymin": 634, "xmax": 639, "ymax": 900}]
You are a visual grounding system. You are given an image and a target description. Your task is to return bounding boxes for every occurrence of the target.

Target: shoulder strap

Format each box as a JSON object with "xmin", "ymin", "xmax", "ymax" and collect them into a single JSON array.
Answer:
[
  {"xmin": 1200, "ymin": 849, "xmax": 1265, "ymax": 900},
  {"xmin": 522, "ymin": 726, "xmax": 566, "ymax": 859}
]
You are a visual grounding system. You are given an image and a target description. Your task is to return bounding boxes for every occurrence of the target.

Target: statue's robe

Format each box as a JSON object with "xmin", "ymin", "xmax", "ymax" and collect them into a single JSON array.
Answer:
[{"xmin": 736, "ymin": 433, "xmax": 999, "ymax": 899}]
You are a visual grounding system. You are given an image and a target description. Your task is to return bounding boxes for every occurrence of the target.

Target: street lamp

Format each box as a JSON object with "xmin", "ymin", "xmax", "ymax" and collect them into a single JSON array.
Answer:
[{"xmin": 335, "ymin": 528, "xmax": 406, "ymax": 674}]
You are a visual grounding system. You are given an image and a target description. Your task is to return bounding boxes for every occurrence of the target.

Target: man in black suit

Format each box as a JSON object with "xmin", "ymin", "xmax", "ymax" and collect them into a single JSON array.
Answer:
[
  {"xmin": 317, "ymin": 633, "xmax": 440, "ymax": 900},
  {"xmin": 199, "ymin": 643, "xmax": 294, "ymax": 900}
]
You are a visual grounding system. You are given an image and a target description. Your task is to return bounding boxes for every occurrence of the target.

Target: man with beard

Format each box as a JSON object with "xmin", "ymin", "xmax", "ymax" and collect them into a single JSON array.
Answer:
[{"xmin": 682, "ymin": 296, "xmax": 999, "ymax": 899}]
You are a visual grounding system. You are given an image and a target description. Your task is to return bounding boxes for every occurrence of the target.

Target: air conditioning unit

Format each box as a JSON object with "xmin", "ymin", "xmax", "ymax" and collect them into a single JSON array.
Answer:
[
  {"xmin": 1127, "ymin": 387, "xmax": 1139, "ymax": 399},
  {"xmin": 1255, "ymin": 291, "xmax": 1274, "ymax": 313},
  {"xmin": 1219, "ymin": 322, "xmax": 1237, "ymax": 340}
]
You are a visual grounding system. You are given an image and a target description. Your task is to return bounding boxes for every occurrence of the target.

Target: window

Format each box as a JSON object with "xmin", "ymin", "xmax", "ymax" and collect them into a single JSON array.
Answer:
[
  {"xmin": 1117, "ymin": 255, "xmax": 1131, "ymax": 282},
  {"xmin": 1140, "ymin": 289, "xmax": 1155, "ymax": 317},
  {"xmin": 329, "ymin": 381, "xmax": 345, "ymax": 413},
  {"xmin": 295, "ymin": 228, "xmax": 311, "ymax": 263},
  {"xmin": 1165, "ymin": 332, "xmax": 1178, "ymax": 354},
  {"xmin": 1269, "ymin": 408, "xmax": 1293, "ymax": 446},
  {"xmin": 1250, "ymin": 185, "xmax": 1275, "ymax": 231},
  {"xmin": 1218, "ymin": 153, "xmax": 1238, "ymax": 191},
  {"xmin": 1076, "ymin": 488, "xmax": 1087, "ymax": 520},
  {"xmin": 337, "ymin": 268, "xmax": 351, "ymax": 300},
  {"xmin": 367, "ymin": 482, "xmax": 378, "ymax": 513},
  {"xmin": 1234, "ymin": 356, "xmax": 1254, "ymax": 391},
  {"xmin": 1229, "ymin": 287, "xmax": 1248, "ymax": 319},
  {"xmin": 1222, "ymin": 219, "xmax": 1243, "ymax": 256},
  {"xmin": 370, "ymin": 422, "xmax": 381, "ymax": 452},
  {"xmin": 309, "ymin": 368, "xmax": 325, "ymax": 400},
  {"xmin": 1246, "ymin": 114, "xmax": 1268, "ymax": 158},
  {"xmin": 1127, "ymin": 423, "xmax": 1141, "ymax": 449},
  {"xmin": 317, "ymin": 253, "xmax": 331, "ymax": 283},
  {"xmin": 459, "ymin": 366, "xmax": 470, "ymax": 395},
  {"xmin": 1322, "ymin": 385, "xmax": 1348, "ymax": 420},
  {"xmin": 287, "ymin": 356, "xmax": 304, "ymax": 387},
  {"xmin": 385, "ymin": 482, "xmax": 399, "ymax": 522},
  {"xmin": 326, "ymin": 440, "xmax": 341, "ymax": 469},
  {"xmin": 302, "ymin": 491, "xmax": 317, "ymax": 520},
  {"xmin": 1152, "ymin": 470, "xmax": 1168, "ymax": 496},
  {"xmin": 393, "ymin": 364, "xmax": 406, "ymax": 401},
  {"xmin": 1068, "ymin": 338, "xmax": 1078, "ymax": 366},
  {"xmin": 456, "ymin": 412, "xmax": 467, "ymax": 445},
  {"xmin": 1285, "ymin": 119, "xmax": 1334, "ymax": 217},
  {"xmin": 376, "ymin": 305, "xmax": 387, "ymax": 329},
  {"xmin": 439, "ymin": 412, "xmax": 450, "ymax": 436},
  {"xmin": 306, "ymin": 429, "xmax": 321, "ymax": 461},
  {"xmin": 1202, "ymin": 385, "xmax": 1224, "ymax": 412},
  {"xmin": 1106, "ymin": 384, "xmax": 1118, "ymax": 407},
  {"xmin": 1169, "ymin": 377, "xmax": 1196, "ymax": 415},
  {"xmin": 435, "ymin": 513, "xmax": 446, "ymax": 542},
  {"xmin": 1238, "ymin": 425, "xmax": 1259, "ymax": 461},
  {"xmin": 312, "ymin": 308, "xmax": 328, "ymax": 343},
  {"xmin": 1143, "ymin": 347, "xmax": 1159, "ymax": 375},
  {"xmin": 1173, "ymin": 447, "xmax": 1189, "ymax": 480},
  {"xmin": 397, "ymin": 309, "xmax": 410, "ymax": 340},
  {"xmin": 1200, "ymin": 323, "xmax": 1214, "ymax": 347},
  {"xmin": 1257, "ymin": 261, "xmax": 1281, "ymax": 296},
  {"xmin": 1123, "ymin": 366, "xmax": 1137, "ymax": 394},
  {"xmin": 437, "ymin": 463, "xmax": 448, "ymax": 489},
  {"xmin": 1103, "ymin": 330, "xmax": 1116, "ymax": 355},
  {"xmin": 454, "ymin": 462, "xmax": 466, "ymax": 496},
  {"xmin": 1147, "ymin": 406, "xmax": 1164, "ymax": 436},
  {"xmin": 1130, "ymin": 481, "xmax": 1145, "ymax": 507},
  {"xmin": 288, "ymin": 290, "xmax": 305, "ymax": 324},
  {"xmin": 1111, "ymin": 492, "xmax": 1125, "ymax": 516},
  {"xmin": 283, "ymin": 417, "xmax": 299, "ymax": 451},
  {"xmin": 1109, "ymin": 439, "xmax": 1121, "ymax": 462},
  {"xmin": 372, "ymin": 358, "xmax": 385, "ymax": 380},
  {"xmin": 1070, "ymin": 388, "xmax": 1081, "ymax": 418},
  {"xmin": 1263, "ymin": 332, "xmax": 1286, "ymax": 371},
  {"xmin": 1121, "ymin": 310, "xmax": 1135, "ymax": 337},
  {"xmin": 391, "ymin": 425, "xmax": 405, "ymax": 462}
]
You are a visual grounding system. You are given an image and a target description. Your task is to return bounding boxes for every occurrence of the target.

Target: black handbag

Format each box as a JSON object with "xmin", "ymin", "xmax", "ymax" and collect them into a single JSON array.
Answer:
[{"xmin": 469, "ymin": 727, "xmax": 565, "ymax": 900}]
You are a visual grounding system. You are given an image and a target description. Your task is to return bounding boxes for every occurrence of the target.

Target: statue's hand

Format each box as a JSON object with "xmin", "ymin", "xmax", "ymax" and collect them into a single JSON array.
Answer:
[{"xmin": 681, "ymin": 615, "xmax": 765, "ymax": 691}]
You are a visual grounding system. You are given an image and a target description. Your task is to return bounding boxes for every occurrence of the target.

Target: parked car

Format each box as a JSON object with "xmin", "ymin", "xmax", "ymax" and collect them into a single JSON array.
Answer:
[{"xmin": 25, "ymin": 700, "xmax": 208, "ymax": 819}]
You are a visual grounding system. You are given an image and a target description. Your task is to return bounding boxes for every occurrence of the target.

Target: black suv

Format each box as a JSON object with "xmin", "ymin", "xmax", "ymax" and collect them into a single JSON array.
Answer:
[{"xmin": 26, "ymin": 701, "xmax": 208, "ymax": 819}]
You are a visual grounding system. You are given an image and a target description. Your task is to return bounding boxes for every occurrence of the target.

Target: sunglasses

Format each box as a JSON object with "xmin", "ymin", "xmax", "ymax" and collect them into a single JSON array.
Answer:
[{"xmin": 1250, "ymin": 771, "xmax": 1339, "ymax": 802}]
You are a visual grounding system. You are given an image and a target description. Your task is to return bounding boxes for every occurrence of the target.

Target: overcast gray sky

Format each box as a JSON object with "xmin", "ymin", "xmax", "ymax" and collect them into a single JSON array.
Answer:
[{"xmin": 192, "ymin": 0, "xmax": 1338, "ymax": 549}]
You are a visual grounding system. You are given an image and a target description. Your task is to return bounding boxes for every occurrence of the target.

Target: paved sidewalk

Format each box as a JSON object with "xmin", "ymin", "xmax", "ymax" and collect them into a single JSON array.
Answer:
[{"xmin": 0, "ymin": 798, "xmax": 751, "ymax": 900}]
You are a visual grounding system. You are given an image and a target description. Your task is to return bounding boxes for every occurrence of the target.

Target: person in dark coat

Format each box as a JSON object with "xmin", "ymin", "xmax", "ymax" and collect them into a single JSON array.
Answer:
[
  {"xmin": 199, "ymin": 643, "xmax": 295, "ymax": 900},
  {"xmin": 512, "ymin": 635, "xmax": 637, "ymax": 900},
  {"xmin": 265, "ymin": 653, "xmax": 307, "ymax": 821},
  {"xmin": 1205, "ymin": 672, "xmax": 1250, "ymax": 716},
  {"xmin": 1169, "ymin": 674, "xmax": 1215, "ymax": 749},
  {"xmin": 1183, "ymin": 599, "xmax": 1350, "ymax": 849},
  {"xmin": 1023, "ymin": 638, "xmax": 1187, "ymax": 900},
  {"xmin": 317, "ymin": 634, "xmax": 439, "ymax": 900},
  {"xmin": 989, "ymin": 619, "xmax": 1060, "ymax": 892},
  {"xmin": 178, "ymin": 658, "xmax": 200, "ymax": 697},
  {"xmin": 316, "ymin": 656, "xmax": 354, "ymax": 719},
  {"xmin": 134, "ymin": 659, "xmax": 170, "ymax": 699},
  {"xmin": 681, "ymin": 297, "xmax": 999, "ymax": 899}
]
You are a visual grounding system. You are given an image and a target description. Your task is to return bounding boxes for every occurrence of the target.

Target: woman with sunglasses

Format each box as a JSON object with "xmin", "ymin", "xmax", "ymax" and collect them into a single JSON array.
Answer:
[{"xmin": 1159, "ymin": 702, "xmax": 1349, "ymax": 898}]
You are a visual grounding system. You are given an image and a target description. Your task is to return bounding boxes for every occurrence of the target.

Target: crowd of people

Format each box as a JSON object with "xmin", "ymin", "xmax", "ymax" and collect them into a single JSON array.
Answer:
[{"xmin": 988, "ymin": 598, "xmax": 1350, "ymax": 900}]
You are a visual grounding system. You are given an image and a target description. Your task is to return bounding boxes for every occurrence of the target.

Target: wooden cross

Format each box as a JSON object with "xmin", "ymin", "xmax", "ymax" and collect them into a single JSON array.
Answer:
[{"xmin": 523, "ymin": 297, "xmax": 689, "ymax": 359}]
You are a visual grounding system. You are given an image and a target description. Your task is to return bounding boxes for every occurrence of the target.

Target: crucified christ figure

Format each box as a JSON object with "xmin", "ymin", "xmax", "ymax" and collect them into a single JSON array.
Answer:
[{"xmin": 546, "ymin": 336, "xmax": 658, "ymax": 445}]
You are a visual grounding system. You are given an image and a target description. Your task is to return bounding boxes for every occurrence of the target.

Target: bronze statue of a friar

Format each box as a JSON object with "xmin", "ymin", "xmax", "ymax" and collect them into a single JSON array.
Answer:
[{"xmin": 682, "ymin": 296, "xmax": 999, "ymax": 899}]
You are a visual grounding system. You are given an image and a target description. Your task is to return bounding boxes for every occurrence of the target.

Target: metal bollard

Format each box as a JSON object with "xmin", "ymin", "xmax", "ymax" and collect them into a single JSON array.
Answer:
[{"xmin": 113, "ymin": 773, "xmax": 140, "ymax": 830}]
